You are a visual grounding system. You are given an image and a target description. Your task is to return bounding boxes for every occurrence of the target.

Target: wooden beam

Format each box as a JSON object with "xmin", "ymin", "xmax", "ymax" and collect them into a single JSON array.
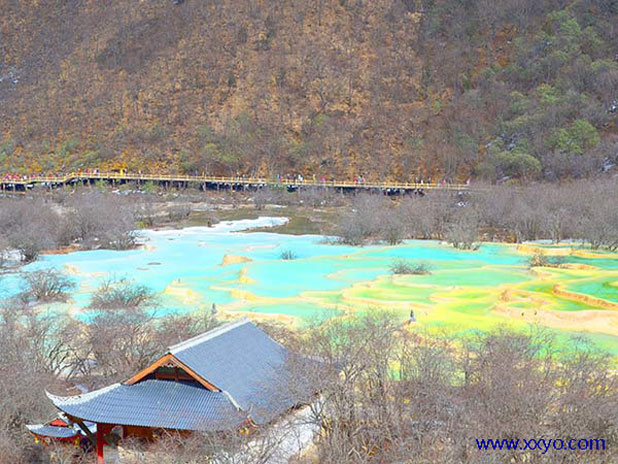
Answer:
[
  {"xmin": 71, "ymin": 417, "xmax": 96, "ymax": 447},
  {"xmin": 124, "ymin": 354, "xmax": 175, "ymax": 385},
  {"xmin": 124, "ymin": 354, "xmax": 220, "ymax": 391}
]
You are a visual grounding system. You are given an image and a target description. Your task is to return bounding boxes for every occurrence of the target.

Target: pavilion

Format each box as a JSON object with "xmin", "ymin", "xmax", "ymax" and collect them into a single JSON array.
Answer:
[{"xmin": 29, "ymin": 317, "xmax": 308, "ymax": 463}]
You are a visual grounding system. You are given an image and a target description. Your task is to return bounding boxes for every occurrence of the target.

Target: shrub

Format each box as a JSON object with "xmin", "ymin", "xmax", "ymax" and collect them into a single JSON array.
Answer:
[
  {"xmin": 167, "ymin": 204, "xmax": 191, "ymax": 222},
  {"xmin": 477, "ymin": 149, "xmax": 542, "ymax": 181},
  {"xmin": 389, "ymin": 259, "xmax": 431, "ymax": 275},
  {"xmin": 279, "ymin": 249, "xmax": 297, "ymax": 260},
  {"xmin": 549, "ymin": 119, "xmax": 600, "ymax": 155},
  {"xmin": 135, "ymin": 196, "xmax": 157, "ymax": 227},
  {"xmin": 141, "ymin": 181, "xmax": 158, "ymax": 194},
  {"xmin": 528, "ymin": 254, "xmax": 565, "ymax": 268},
  {"xmin": 89, "ymin": 278, "xmax": 157, "ymax": 310}
]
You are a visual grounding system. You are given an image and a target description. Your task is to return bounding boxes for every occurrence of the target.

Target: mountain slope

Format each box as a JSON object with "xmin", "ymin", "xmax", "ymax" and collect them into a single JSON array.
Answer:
[{"xmin": 1, "ymin": 0, "xmax": 616, "ymax": 181}]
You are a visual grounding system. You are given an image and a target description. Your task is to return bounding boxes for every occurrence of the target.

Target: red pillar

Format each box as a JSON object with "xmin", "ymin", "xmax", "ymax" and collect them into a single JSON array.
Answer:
[{"xmin": 96, "ymin": 424, "xmax": 104, "ymax": 464}]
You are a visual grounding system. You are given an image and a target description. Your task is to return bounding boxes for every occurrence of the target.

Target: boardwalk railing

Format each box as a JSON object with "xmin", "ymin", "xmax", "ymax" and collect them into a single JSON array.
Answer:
[{"xmin": 1, "ymin": 172, "xmax": 471, "ymax": 192}]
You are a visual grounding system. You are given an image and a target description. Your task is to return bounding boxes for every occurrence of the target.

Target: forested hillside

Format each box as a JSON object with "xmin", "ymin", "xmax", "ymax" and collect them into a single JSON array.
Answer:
[{"xmin": 0, "ymin": 0, "xmax": 616, "ymax": 181}]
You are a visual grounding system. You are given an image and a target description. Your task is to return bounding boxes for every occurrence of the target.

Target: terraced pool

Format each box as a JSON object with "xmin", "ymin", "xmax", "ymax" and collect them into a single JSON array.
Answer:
[{"xmin": 2, "ymin": 217, "xmax": 617, "ymax": 355}]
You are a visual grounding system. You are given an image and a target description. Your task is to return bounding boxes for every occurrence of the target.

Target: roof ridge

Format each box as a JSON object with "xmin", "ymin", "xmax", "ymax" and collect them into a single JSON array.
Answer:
[
  {"xmin": 168, "ymin": 317, "xmax": 250, "ymax": 354},
  {"xmin": 221, "ymin": 390, "xmax": 242, "ymax": 410}
]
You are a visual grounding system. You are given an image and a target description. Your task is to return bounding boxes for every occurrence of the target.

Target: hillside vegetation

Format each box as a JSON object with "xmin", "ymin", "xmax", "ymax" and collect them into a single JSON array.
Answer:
[{"xmin": 0, "ymin": 0, "xmax": 616, "ymax": 181}]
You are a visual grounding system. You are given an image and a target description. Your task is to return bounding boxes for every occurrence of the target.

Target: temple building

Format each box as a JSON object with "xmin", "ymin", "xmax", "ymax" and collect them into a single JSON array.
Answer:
[
  {"xmin": 26, "ymin": 418, "xmax": 95, "ymax": 447},
  {"xmin": 28, "ymin": 318, "xmax": 308, "ymax": 463}
]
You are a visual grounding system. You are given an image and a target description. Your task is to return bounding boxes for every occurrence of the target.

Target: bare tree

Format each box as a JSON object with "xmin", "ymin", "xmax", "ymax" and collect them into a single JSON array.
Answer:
[
  {"xmin": 445, "ymin": 210, "xmax": 481, "ymax": 250},
  {"xmin": 336, "ymin": 193, "xmax": 387, "ymax": 245},
  {"xmin": 66, "ymin": 192, "xmax": 137, "ymax": 250},
  {"xmin": 19, "ymin": 269, "xmax": 75, "ymax": 303},
  {"xmin": 292, "ymin": 312, "xmax": 618, "ymax": 464},
  {"xmin": 0, "ymin": 301, "xmax": 67, "ymax": 463},
  {"xmin": 86, "ymin": 305, "xmax": 159, "ymax": 381},
  {"xmin": 0, "ymin": 198, "xmax": 60, "ymax": 262}
]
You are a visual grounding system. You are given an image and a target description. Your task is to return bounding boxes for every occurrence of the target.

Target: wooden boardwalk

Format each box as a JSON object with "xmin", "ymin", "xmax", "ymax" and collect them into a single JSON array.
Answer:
[{"xmin": 0, "ymin": 172, "xmax": 470, "ymax": 194}]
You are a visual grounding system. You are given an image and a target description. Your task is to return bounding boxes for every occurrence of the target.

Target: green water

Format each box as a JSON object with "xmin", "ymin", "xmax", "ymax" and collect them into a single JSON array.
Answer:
[{"xmin": 1, "ymin": 217, "xmax": 616, "ymax": 354}]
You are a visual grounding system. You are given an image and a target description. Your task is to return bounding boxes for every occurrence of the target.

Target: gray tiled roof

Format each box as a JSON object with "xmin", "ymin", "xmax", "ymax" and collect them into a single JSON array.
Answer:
[
  {"xmin": 47, "ymin": 380, "xmax": 246, "ymax": 431},
  {"xmin": 169, "ymin": 318, "xmax": 294, "ymax": 422},
  {"xmin": 25, "ymin": 424, "xmax": 81, "ymax": 439},
  {"xmin": 47, "ymin": 319, "xmax": 308, "ymax": 430}
]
